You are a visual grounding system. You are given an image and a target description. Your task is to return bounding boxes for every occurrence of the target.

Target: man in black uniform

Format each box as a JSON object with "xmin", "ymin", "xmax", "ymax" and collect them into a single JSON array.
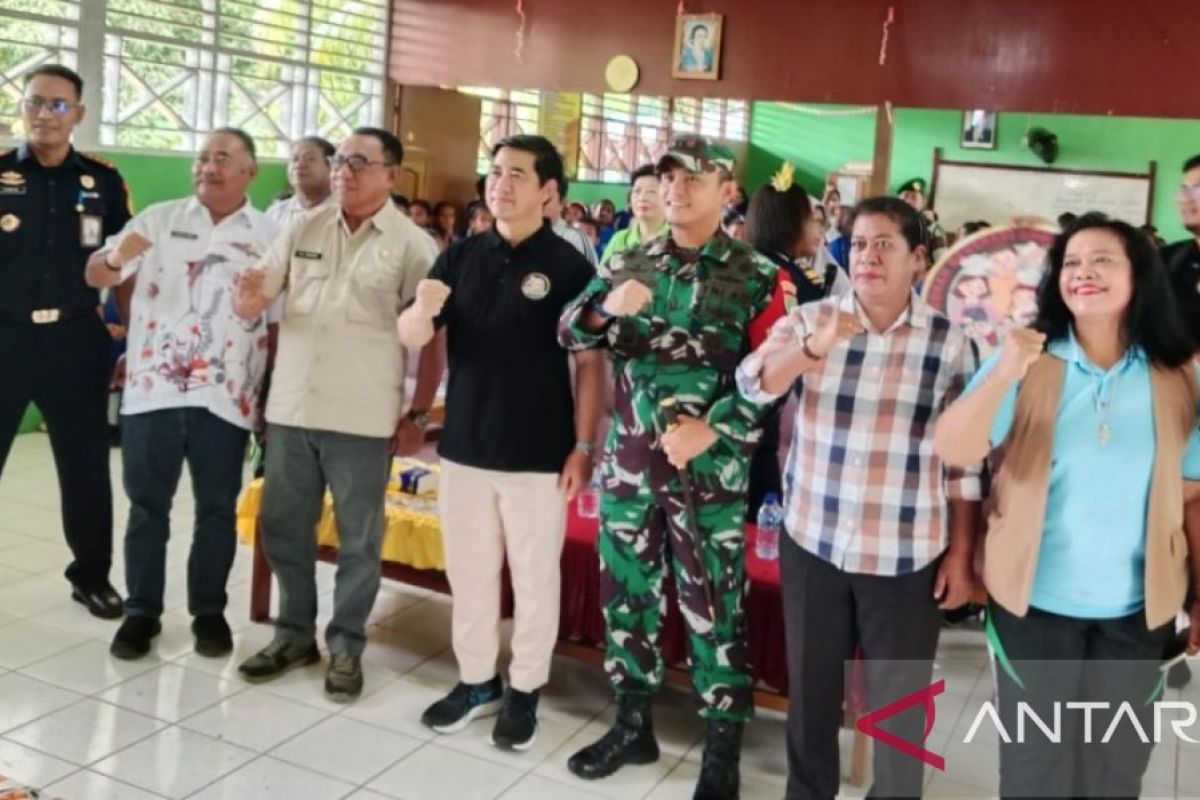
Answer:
[{"xmin": 0, "ymin": 64, "xmax": 131, "ymax": 618}]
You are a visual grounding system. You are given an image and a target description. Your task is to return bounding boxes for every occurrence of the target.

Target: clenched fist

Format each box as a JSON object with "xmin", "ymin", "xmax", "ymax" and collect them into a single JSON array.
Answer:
[
  {"xmin": 413, "ymin": 278, "xmax": 451, "ymax": 320},
  {"xmin": 601, "ymin": 279, "xmax": 653, "ymax": 317},
  {"xmin": 995, "ymin": 327, "xmax": 1046, "ymax": 383},
  {"xmin": 108, "ymin": 232, "xmax": 153, "ymax": 269},
  {"xmin": 805, "ymin": 302, "xmax": 864, "ymax": 359},
  {"xmin": 236, "ymin": 267, "xmax": 266, "ymax": 303}
]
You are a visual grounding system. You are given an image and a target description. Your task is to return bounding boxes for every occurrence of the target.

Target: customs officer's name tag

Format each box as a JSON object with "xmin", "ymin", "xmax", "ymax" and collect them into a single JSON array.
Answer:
[{"xmin": 80, "ymin": 215, "xmax": 102, "ymax": 247}]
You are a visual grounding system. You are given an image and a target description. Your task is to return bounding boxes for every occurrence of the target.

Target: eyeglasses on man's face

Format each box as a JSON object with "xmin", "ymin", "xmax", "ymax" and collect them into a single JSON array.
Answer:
[
  {"xmin": 22, "ymin": 96, "xmax": 78, "ymax": 117},
  {"xmin": 331, "ymin": 154, "xmax": 394, "ymax": 173}
]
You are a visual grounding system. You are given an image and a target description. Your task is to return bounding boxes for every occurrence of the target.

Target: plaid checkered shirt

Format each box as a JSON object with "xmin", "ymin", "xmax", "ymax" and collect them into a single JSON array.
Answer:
[{"xmin": 736, "ymin": 292, "xmax": 984, "ymax": 576}]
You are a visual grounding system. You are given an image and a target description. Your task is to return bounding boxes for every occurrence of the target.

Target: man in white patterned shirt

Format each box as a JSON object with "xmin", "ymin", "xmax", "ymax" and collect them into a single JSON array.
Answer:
[
  {"xmin": 737, "ymin": 196, "xmax": 984, "ymax": 800},
  {"xmin": 86, "ymin": 127, "xmax": 279, "ymax": 661}
]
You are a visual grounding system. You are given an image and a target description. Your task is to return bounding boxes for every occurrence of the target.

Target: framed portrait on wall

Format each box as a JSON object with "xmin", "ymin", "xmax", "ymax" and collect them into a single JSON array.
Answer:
[
  {"xmin": 672, "ymin": 13, "xmax": 723, "ymax": 80},
  {"xmin": 961, "ymin": 109, "xmax": 997, "ymax": 149}
]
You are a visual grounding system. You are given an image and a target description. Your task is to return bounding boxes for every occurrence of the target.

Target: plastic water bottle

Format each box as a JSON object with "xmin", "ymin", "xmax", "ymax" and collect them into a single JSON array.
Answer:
[
  {"xmin": 755, "ymin": 493, "xmax": 783, "ymax": 560},
  {"xmin": 578, "ymin": 470, "xmax": 602, "ymax": 519}
]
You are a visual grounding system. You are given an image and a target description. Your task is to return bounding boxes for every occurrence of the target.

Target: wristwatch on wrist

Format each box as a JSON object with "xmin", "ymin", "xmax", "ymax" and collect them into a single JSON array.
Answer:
[
  {"xmin": 574, "ymin": 441, "xmax": 597, "ymax": 456},
  {"xmin": 406, "ymin": 408, "xmax": 431, "ymax": 428}
]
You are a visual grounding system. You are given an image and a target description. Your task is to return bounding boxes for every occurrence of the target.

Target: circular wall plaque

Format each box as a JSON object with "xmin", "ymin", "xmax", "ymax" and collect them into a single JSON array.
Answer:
[{"xmin": 605, "ymin": 54, "xmax": 640, "ymax": 93}]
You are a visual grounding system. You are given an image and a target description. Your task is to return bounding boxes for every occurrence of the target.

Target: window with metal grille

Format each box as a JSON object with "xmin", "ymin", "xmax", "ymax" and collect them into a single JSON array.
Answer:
[
  {"xmin": 0, "ymin": 0, "xmax": 387, "ymax": 155},
  {"xmin": 577, "ymin": 93, "xmax": 670, "ymax": 184},
  {"xmin": 101, "ymin": 0, "xmax": 387, "ymax": 156},
  {"xmin": 579, "ymin": 93, "xmax": 748, "ymax": 183},
  {"xmin": 0, "ymin": 0, "xmax": 81, "ymax": 138},
  {"xmin": 670, "ymin": 96, "xmax": 748, "ymax": 142},
  {"xmin": 460, "ymin": 86, "xmax": 542, "ymax": 176}
]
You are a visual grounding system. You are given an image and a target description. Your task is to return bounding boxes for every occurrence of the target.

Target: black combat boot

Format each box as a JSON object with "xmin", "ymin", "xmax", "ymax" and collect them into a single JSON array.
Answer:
[
  {"xmin": 693, "ymin": 719, "xmax": 743, "ymax": 799},
  {"xmin": 567, "ymin": 693, "xmax": 660, "ymax": 779}
]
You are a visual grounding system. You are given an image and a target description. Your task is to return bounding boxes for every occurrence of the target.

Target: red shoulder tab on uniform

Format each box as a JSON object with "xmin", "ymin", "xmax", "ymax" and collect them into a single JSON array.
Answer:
[{"xmin": 747, "ymin": 267, "xmax": 791, "ymax": 351}]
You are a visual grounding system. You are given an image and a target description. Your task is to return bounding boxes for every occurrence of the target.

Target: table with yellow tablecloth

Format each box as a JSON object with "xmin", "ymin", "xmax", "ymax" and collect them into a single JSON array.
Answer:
[{"xmin": 235, "ymin": 465, "xmax": 446, "ymax": 571}]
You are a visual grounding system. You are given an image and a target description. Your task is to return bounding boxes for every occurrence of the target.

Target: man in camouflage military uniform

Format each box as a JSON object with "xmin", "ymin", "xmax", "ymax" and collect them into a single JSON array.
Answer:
[{"xmin": 558, "ymin": 136, "xmax": 786, "ymax": 800}]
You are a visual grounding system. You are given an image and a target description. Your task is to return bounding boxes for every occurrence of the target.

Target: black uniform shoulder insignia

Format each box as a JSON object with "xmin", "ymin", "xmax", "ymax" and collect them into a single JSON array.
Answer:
[{"xmin": 80, "ymin": 152, "xmax": 120, "ymax": 173}]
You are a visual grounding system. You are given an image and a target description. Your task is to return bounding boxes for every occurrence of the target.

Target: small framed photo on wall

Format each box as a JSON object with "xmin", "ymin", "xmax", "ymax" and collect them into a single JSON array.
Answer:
[
  {"xmin": 961, "ymin": 109, "xmax": 998, "ymax": 149},
  {"xmin": 672, "ymin": 13, "xmax": 723, "ymax": 80}
]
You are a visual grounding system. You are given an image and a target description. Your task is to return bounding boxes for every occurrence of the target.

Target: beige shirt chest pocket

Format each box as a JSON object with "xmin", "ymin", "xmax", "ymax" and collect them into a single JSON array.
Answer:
[
  {"xmin": 346, "ymin": 244, "xmax": 405, "ymax": 329},
  {"xmin": 286, "ymin": 252, "xmax": 330, "ymax": 316}
]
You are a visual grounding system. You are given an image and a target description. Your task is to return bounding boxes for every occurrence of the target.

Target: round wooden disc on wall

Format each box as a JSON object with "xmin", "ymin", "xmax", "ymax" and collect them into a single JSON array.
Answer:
[{"xmin": 605, "ymin": 55, "xmax": 640, "ymax": 93}]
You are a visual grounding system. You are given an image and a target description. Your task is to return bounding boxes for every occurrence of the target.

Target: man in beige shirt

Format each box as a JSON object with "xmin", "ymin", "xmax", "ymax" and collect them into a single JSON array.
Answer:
[{"xmin": 231, "ymin": 127, "xmax": 441, "ymax": 701}]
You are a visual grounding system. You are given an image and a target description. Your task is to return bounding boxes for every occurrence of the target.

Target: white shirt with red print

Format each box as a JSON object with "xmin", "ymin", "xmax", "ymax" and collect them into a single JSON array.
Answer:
[{"xmin": 106, "ymin": 197, "xmax": 280, "ymax": 430}]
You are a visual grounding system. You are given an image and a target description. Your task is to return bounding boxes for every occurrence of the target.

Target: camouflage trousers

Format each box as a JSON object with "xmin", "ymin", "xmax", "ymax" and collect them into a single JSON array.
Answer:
[{"xmin": 598, "ymin": 480, "xmax": 753, "ymax": 721}]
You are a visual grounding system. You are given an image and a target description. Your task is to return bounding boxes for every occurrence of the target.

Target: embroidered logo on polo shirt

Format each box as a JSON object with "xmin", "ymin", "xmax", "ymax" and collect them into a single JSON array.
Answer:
[
  {"xmin": 294, "ymin": 250, "xmax": 322, "ymax": 260},
  {"xmin": 170, "ymin": 230, "xmax": 199, "ymax": 240},
  {"xmin": 521, "ymin": 272, "xmax": 551, "ymax": 300}
]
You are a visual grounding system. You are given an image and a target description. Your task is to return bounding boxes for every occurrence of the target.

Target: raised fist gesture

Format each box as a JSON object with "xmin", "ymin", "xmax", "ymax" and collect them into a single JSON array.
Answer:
[
  {"xmin": 413, "ymin": 278, "xmax": 451, "ymax": 320},
  {"xmin": 601, "ymin": 280, "xmax": 653, "ymax": 318}
]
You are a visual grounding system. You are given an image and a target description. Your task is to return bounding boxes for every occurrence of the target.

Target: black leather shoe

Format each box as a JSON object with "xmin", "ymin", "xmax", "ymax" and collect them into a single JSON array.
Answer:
[
  {"xmin": 110, "ymin": 616, "xmax": 162, "ymax": 660},
  {"xmin": 192, "ymin": 614, "xmax": 233, "ymax": 657},
  {"xmin": 693, "ymin": 719, "xmax": 743, "ymax": 800},
  {"xmin": 71, "ymin": 583, "xmax": 124, "ymax": 619},
  {"xmin": 567, "ymin": 693, "xmax": 659, "ymax": 780}
]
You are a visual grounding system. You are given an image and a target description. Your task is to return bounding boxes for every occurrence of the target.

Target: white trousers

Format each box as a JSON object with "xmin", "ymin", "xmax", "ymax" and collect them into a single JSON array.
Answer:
[{"xmin": 438, "ymin": 459, "xmax": 566, "ymax": 692}]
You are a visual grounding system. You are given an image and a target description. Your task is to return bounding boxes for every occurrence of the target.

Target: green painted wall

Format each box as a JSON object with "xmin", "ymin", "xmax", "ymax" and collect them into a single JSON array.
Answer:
[
  {"xmin": 567, "ymin": 180, "xmax": 628, "ymax": 209},
  {"xmin": 888, "ymin": 109, "xmax": 1199, "ymax": 243},
  {"xmin": 745, "ymin": 101, "xmax": 1199, "ymax": 243},
  {"xmin": 97, "ymin": 151, "xmax": 290, "ymax": 213},
  {"xmin": 745, "ymin": 102, "xmax": 877, "ymax": 199}
]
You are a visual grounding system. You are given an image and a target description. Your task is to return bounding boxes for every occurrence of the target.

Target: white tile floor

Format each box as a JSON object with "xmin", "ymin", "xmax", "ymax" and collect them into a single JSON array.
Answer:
[{"xmin": 2, "ymin": 432, "xmax": 1199, "ymax": 798}]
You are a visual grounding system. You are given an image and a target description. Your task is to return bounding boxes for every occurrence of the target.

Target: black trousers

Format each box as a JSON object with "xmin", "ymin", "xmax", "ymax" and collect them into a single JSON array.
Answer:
[
  {"xmin": 781, "ymin": 533, "xmax": 942, "ymax": 800},
  {"xmin": 0, "ymin": 315, "xmax": 114, "ymax": 588},
  {"xmin": 746, "ymin": 410, "xmax": 783, "ymax": 522},
  {"xmin": 988, "ymin": 600, "xmax": 1174, "ymax": 800}
]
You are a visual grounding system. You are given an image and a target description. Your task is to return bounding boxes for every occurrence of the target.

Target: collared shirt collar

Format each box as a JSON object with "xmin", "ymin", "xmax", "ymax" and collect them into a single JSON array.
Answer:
[
  {"xmin": 1049, "ymin": 327, "xmax": 1146, "ymax": 374},
  {"xmin": 16, "ymin": 143, "xmax": 82, "ymax": 170},
  {"xmin": 628, "ymin": 219, "xmax": 669, "ymax": 246},
  {"xmin": 339, "ymin": 199, "xmax": 402, "ymax": 237},
  {"xmin": 292, "ymin": 193, "xmax": 333, "ymax": 213},
  {"xmin": 185, "ymin": 195, "xmax": 253, "ymax": 227},
  {"xmin": 645, "ymin": 227, "xmax": 731, "ymax": 261},
  {"xmin": 839, "ymin": 289, "xmax": 931, "ymax": 334},
  {"xmin": 485, "ymin": 218, "xmax": 553, "ymax": 252}
]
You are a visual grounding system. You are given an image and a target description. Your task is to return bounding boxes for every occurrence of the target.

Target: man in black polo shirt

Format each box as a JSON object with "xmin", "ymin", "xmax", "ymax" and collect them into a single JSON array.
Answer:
[
  {"xmin": 0, "ymin": 64, "xmax": 131, "ymax": 619},
  {"xmin": 1162, "ymin": 154, "xmax": 1200, "ymax": 353},
  {"xmin": 398, "ymin": 134, "xmax": 604, "ymax": 751}
]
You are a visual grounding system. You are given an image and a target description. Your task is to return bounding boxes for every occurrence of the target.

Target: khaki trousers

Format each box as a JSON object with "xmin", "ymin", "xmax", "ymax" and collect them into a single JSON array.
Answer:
[{"xmin": 438, "ymin": 459, "xmax": 566, "ymax": 692}]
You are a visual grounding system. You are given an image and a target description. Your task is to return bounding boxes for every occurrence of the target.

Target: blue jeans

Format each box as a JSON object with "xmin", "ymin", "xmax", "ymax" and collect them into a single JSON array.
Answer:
[{"xmin": 121, "ymin": 408, "xmax": 249, "ymax": 618}]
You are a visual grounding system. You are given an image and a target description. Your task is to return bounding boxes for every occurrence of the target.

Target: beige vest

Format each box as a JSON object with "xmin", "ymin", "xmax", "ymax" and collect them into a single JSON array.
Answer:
[{"xmin": 983, "ymin": 354, "xmax": 1196, "ymax": 628}]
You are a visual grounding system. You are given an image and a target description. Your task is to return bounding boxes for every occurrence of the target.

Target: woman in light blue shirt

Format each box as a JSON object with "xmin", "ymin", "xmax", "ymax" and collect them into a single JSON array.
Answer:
[{"xmin": 936, "ymin": 214, "xmax": 1200, "ymax": 799}]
